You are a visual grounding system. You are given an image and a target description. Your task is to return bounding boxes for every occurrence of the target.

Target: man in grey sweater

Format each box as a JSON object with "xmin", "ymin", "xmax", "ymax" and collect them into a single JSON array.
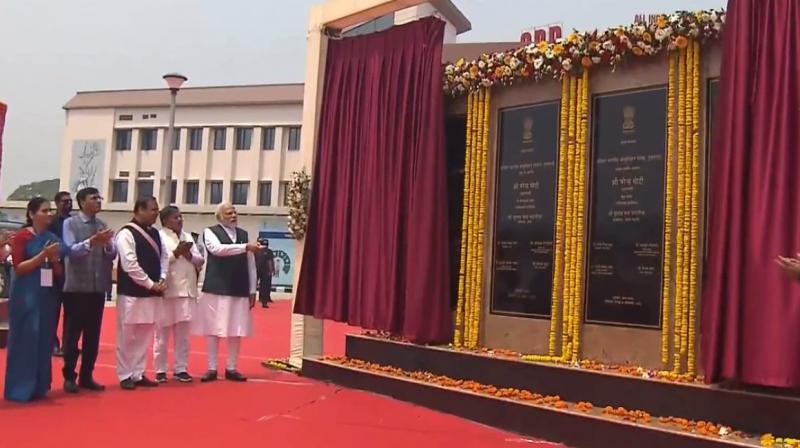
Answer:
[{"xmin": 61, "ymin": 187, "xmax": 116, "ymax": 393}]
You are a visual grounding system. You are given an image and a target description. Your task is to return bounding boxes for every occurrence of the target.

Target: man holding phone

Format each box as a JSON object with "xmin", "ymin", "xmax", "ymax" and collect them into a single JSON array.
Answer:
[
  {"xmin": 62, "ymin": 187, "xmax": 116, "ymax": 393},
  {"xmin": 154, "ymin": 206, "xmax": 204, "ymax": 383}
]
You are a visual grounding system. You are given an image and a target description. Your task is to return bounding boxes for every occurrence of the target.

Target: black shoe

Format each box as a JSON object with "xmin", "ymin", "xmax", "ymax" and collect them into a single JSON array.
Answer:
[
  {"xmin": 200, "ymin": 370, "xmax": 218, "ymax": 382},
  {"xmin": 64, "ymin": 380, "xmax": 79, "ymax": 394},
  {"xmin": 79, "ymin": 379, "xmax": 106, "ymax": 391},
  {"xmin": 135, "ymin": 376, "xmax": 159, "ymax": 387},
  {"xmin": 225, "ymin": 370, "xmax": 247, "ymax": 382},
  {"xmin": 155, "ymin": 373, "xmax": 168, "ymax": 383},
  {"xmin": 52, "ymin": 347, "xmax": 64, "ymax": 357},
  {"xmin": 174, "ymin": 372, "xmax": 193, "ymax": 383},
  {"xmin": 120, "ymin": 377, "xmax": 136, "ymax": 390},
  {"xmin": 261, "ymin": 303, "xmax": 269, "ymax": 308}
]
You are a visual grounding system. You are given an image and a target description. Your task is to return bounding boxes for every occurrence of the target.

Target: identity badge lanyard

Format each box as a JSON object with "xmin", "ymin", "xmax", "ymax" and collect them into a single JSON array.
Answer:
[{"xmin": 41, "ymin": 259, "xmax": 53, "ymax": 288}]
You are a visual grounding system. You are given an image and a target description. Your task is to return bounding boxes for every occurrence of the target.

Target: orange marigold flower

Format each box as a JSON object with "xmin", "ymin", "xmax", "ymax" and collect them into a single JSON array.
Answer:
[
  {"xmin": 675, "ymin": 36, "xmax": 689, "ymax": 49},
  {"xmin": 632, "ymin": 47, "xmax": 644, "ymax": 56},
  {"xmin": 581, "ymin": 56, "xmax": 593, "ymax": 68}
]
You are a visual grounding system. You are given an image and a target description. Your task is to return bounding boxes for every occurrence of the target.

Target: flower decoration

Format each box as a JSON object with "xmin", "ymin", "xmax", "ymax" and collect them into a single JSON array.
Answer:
[
  {"xmin": 443, "ymin": 9, "xmax": 725, "ymax": 95},
  {"xmin": 287, "ymin": 168, "xmax": 311, "ymax": 240}
]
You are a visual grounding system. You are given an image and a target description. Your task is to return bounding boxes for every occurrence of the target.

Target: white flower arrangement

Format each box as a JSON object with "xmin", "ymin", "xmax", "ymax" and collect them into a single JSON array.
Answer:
[{"xmin": 287, "ymin": 168, "xmax": 311, "ymax": 240}]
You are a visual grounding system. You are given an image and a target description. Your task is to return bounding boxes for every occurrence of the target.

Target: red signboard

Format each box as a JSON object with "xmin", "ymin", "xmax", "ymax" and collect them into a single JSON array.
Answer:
[{"xmin": 520, "ymin": 24, "xmax": 563, "ymax": 44}]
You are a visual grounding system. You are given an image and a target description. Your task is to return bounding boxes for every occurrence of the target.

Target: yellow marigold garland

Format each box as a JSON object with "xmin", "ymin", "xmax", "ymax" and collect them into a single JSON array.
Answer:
[
  {"xmin": 455, "ymin": 88, "xmax": 491, "ymax": 349},
  {"xmin": 470, "ymin": 88, "xmax": 491, "ymax": 347},
  {"xmin": 530, "ymin": 73, "xmax": 589, "ymax": 364},
  {"xmin": 687, "ymin": 41, "xmax": 701, "ymax": 375},
  {"xmin": 454, "ymin": 92, "xmax": 475, "ymax": 347},
  {"xmin": 572, "ymin": 69, "xmax": 590, "ymax": 362},
  {"xmin": 673, "ymin": 45, "xmax": 687, "ymax": 374},
  {"xmin": 562, "ymin": 75, "xmax": 579, "ymax": 358},
  {"xmin": 465, "ymin": 89, "xmax": 482, "ymax": 348},
  {"xmin": 661, "ymin": 52, "xmax": 677, "ymax": 365},
  {"xmin": 549, "ymin": 78, "xmax": 571, "ymax": 356},
  {"xmin": 679, "ymin": 42, "xmax": 694, "ymax": 369}
]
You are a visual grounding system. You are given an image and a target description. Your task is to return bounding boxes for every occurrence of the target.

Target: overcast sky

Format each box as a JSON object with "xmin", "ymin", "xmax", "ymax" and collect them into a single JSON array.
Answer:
[{"xmin": 0, "ymin": 0, "xmax": 725, "ymax": 196}]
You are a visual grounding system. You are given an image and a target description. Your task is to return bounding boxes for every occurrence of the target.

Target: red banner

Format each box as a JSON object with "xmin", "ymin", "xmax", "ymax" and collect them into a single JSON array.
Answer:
[{"xmin": 0, "ymin": 102, "xmax": 5, "ymax": 176}]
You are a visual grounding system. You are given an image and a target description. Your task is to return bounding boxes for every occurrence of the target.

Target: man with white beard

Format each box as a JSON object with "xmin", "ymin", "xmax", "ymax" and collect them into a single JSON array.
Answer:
[
  {"xmin": 154, "ymin": 206, "xmax": 204, "ymax": 383},
  {"xmin": 195, "ymin": 203, "xmax": 263, "ymax": 382},
  {"xmin": 115, "ymin": 197, "xmax": 168, "ymax": 390}
]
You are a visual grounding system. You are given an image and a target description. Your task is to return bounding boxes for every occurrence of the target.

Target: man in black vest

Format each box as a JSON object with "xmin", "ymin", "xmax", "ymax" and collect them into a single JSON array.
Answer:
[
  {"xmin": 114, "ymin": 197, "xmax": 168, "ymax": 390},
  {"xmin": 195, "ymin": 203, "xmax": 263, "ymax": 382}
]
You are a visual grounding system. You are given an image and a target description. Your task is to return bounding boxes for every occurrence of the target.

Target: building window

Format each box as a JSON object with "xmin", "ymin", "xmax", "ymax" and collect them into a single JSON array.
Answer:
[
  {"xmin": 212, "ymin": 128, "xmax": 227, "ymax": 150},
  {"xmin": 139, "ymin": 129, "xmax": 158, "ymax": 151},
  {"xmin": 279, "ymin": 181, "xmax": 290, "ymax": 206},
  {"xmin": 170, "ymin": 128, "xmax": 181, "ymax": 150},
  {"xmin": 184, "ymin": 180, "xmax": 199, "ymax": 204},
  {"xmin": 136, "ymin": 180, "xmax": 154, "ymax": 199},
  {"xmin": 235, "ymin": 128, "xmax": 253, "ymax": 150},
  {"xmin": 208, "ymin": 181, "xmax": 223, "ymax": 204},
  {"xmin": 231, "ymin": 181, "xmax": 249, "ymax": 205},
  {"xmin": 188, "ymin": 128, "xmax": 203, "ymax": 151},
  {"xmin": 287, "ymin": 126, "xmax": 301, "ymax": 151},
  {"xmin": 258, "ymin": 181, "xmax": 272, "ymax": 206},
  {"xmin": 111, "ymin": 180, "xmax": 128, "ymax": 203},
  {"xmin": 115, "ymin": 129, "xmax": 132, "ymax": 151},
  {"xmin": 261, "ymin": 127, "xmax": 275, "ymax": 150},
  {"xmin": 169, "ymin": 180, "xmax": 177, "ymax": 204}
]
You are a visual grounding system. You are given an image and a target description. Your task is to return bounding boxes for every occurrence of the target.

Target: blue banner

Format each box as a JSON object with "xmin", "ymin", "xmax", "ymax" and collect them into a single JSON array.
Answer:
[{"xmin": 258, "ymin": 230, "xmax": 295, "ymax": 290}]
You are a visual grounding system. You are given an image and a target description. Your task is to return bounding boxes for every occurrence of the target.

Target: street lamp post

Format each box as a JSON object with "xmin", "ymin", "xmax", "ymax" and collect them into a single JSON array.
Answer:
[{"xmin": 161, "ymin": 72, "xmax": 187, "ymax": 206}]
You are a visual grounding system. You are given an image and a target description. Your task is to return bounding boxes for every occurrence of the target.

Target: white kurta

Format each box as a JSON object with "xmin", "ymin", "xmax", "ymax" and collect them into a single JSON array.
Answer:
[
  {"xmin": 193, "ymin": 225, "xmax": 256, "ymax": 338},
  {"xmin": 115, "ymin": 227, "xmax": 169, "ymax": 324},
  {"xmin": 115, "ymin": 225, "xmax": 169, "ymax": 381},
  {"xmin": 158, "ymin": 228, "xmax": 204, "ymax": 327}
]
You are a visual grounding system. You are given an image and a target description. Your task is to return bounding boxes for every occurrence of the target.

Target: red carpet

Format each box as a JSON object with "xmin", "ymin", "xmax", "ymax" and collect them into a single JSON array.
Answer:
[{"xmin": 0, "ymin": 300, "xmax": 564, "ymax": 448}]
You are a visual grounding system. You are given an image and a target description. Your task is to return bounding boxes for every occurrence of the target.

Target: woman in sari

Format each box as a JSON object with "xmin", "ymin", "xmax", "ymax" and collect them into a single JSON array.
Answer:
[{"xmin": 4, "ymin": 197, "xmax": 66, "ymax": 402}]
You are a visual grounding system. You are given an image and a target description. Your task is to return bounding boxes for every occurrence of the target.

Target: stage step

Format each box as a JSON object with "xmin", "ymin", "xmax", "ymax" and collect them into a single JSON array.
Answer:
[
  {"xmin": 343, "ymin": 334, "xmax": 800, "ymax": 437},
  {"xmin": 302, "ymin": 357, "xmax": 757, "ymax": 448}
]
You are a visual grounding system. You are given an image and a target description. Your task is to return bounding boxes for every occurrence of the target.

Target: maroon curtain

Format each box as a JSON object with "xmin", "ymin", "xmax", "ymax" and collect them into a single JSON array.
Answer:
[
  {"xmin": 293, "ymin": 18, "xmax": 452, "ymax": 343},
  {"xmin": 702, "ymin": 0, "xmax": 800, "ymax": 388}
]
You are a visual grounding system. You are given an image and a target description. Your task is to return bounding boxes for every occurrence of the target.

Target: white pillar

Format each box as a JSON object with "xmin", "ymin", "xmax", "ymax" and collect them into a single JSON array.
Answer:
[{"xmin": 288, "ymin": 5, "xmax": 328, "ymax": 368}]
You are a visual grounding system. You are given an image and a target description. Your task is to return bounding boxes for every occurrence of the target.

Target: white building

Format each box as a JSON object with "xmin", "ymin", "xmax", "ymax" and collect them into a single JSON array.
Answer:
[{"xmin": 57, "ymin": 83, "xmax": 304, "ymax": 237}]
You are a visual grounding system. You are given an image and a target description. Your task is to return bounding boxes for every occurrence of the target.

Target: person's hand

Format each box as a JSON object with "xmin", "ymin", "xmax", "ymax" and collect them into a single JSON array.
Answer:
[
  {"xmin": 246, "ymin": 242, "xmax": 265, "ymax": 254},
  {"xmin": 42, "ymin": 241, "xmax": 61, "ymax": 262},
  {"xmin": 249, "ymin": 293, "xmax": 257, "ymax": 309},
  {"xmin": 174, "ymin": 241, "xmax": 192, "ymax": 259},
  {"xmin": 776, "ymin": 255, "xmax": 800, "ymax": 280},
  {"xmin": 0, "ymin": 230, "xmax": 13, "ymax": 246},
  {"xmin": 89, "ymin": 229, "xmax": 114, "ymax": 247},
  {"xmin": 151, "ymin": 280, "xmax": 167, "ymax": 295}
]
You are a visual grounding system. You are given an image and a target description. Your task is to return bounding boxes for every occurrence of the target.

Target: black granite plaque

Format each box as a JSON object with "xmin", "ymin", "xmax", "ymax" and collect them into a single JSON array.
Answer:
[
  {"xmin": 585, "ymin": 88, "xmax": 667, "ymax": 328},
  {"xmin": 491, "ymin": 102, "xmax": 560, "ymax": 317}
]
